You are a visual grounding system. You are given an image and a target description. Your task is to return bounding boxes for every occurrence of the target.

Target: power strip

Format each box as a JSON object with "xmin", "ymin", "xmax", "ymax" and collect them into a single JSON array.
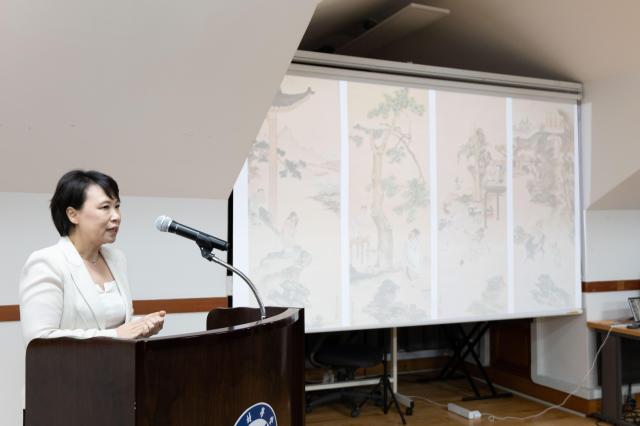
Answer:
[{"xmin": 448, "ymin": 403, "xmax": 481, "ymax": 420}]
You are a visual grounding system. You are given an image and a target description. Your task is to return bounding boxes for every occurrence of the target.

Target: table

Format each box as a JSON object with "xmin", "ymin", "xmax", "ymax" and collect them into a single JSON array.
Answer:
[{"xmin": 588, "ymin": 320, "xmax": 640, "ymax": 426}]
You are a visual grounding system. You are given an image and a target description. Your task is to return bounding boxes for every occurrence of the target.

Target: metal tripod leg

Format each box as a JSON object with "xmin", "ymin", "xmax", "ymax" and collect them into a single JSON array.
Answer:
[
  {"xmin": 446, "ymin": 322, "xmax": 512, "ymax": 401},
  {"xmin": 391, "ymin": 327, "xmax": 416, "ymax": 416}
]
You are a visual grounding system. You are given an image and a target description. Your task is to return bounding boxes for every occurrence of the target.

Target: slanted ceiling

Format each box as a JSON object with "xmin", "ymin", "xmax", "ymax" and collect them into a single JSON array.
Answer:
[
  {"xmin": 301, "ymin": 0, "xmax": 640, "ymax": 210},
  {"xmin": 302, "ymin": 0, "xmax": 640, "ymax": 82},
  {"xmin": 589, "ymin": 170, "xmax": 640, "ymax": 210},
  {"xmin": 0, "ymin": 0, "xmax": 318, "ymax": 199}
]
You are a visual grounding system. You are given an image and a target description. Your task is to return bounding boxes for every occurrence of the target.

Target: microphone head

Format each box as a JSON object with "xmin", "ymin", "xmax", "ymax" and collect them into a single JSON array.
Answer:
[{"xmin": 155, "ymin": 215, "xmax": 173, "ymax": 232}]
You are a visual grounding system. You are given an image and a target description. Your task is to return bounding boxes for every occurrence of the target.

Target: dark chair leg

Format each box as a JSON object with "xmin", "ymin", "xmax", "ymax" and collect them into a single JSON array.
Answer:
[
  {"xmin": 306, "ymin": 390, "xmax": 343, "ymax": 412},
  {"xmin": 308, "ymin": 385, "xmax": 372, "ymax": 417}
]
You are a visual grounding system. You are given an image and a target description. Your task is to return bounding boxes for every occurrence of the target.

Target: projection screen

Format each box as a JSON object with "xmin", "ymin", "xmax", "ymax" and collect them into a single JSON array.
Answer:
[{"xmin": 233, "ymin": 60, "xmax": 581, "ymax": 333}]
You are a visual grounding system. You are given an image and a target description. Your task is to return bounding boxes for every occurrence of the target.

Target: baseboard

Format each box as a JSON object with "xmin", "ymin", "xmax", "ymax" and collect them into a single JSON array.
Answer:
[
  {"xmin": 466, "ymin": 363, "xmax": 601, "ymax": 414},
  {"xmin": 305, "ymin": 356, "xmax": 449, "ymax": 382},
  {"xmin": 307, "ymin": 354, "xmax": 604, "ymax": 414}
]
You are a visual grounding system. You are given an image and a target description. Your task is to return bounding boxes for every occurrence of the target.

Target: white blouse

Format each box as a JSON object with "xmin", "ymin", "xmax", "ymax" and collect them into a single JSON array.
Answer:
[{"xmin": 94, "ymin": 280, "xmax": 127, "ymax": 330}]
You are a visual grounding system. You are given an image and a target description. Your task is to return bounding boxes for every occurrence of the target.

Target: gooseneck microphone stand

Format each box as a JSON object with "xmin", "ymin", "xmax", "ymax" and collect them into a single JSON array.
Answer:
[{"xmin": 198, "ymin": 246, "xmax": 266, "ymax": 320}]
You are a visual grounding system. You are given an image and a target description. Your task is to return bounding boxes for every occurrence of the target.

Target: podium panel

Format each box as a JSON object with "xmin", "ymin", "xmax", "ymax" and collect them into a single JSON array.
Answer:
[{"xmin": 25, "ymin": 307, "xmax": 304, "ymax": 426}]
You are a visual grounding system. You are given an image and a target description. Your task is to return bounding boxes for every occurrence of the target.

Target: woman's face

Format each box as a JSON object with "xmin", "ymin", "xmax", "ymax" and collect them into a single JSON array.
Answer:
[{"xmin": 67, "ymin": 184, "xmax": 121, "ymax": 246}]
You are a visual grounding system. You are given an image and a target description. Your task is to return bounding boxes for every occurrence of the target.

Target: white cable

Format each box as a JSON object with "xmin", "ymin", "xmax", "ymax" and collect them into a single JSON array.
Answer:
[{"xmin": 408, "ymin": 325, "xmax": 614, "ymax": 422}]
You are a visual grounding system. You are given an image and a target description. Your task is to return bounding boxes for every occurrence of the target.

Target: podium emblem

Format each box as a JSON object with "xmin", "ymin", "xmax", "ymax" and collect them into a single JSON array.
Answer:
[{"xmin": 234, "ymin": 402, "xmax": 277, "ymax": 426}]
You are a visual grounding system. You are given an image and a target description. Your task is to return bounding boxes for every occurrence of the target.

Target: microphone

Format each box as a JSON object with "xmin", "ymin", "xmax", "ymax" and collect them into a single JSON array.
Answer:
[
  {"xmin": 156, "ymin": 215, "xmax": 265, "ymax": 319},
  {"xmin": 155, "ymin": 215, "xmax": 229, "ymax": 252}
]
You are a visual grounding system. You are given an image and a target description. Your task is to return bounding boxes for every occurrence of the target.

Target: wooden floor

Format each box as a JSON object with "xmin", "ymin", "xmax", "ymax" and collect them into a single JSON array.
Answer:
[{"xmin": 306, "ymin": 375, "xmax": 601, "ymax": 425}]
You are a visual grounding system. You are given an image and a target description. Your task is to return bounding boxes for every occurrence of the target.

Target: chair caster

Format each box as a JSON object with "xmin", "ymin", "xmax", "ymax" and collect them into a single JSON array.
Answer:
[{"xmin": 351, "ymin": 408, "xmax": 360, "ymax": 417}]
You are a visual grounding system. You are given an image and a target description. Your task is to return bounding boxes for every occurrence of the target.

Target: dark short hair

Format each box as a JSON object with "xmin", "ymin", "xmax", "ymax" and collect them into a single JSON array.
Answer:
[{"xmin": 50, "ymin": 170, "xmax": 120, "ymax": 236}]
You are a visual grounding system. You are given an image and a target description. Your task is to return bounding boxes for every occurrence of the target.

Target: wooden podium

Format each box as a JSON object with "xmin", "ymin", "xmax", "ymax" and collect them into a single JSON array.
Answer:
[{"xmin": 25, "ymin": 307, "xmax": 304, "ymax": 426}]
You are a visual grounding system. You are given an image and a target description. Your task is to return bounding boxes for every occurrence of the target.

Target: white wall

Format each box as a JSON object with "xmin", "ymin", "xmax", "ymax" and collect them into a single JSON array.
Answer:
[
  {"xmin": 0, "ymin": 192, "xmax": 228, "ymax": 301},
  {"xmin": 532, "ymin": 210, "xmax": 640, "ymax": 398},
  {"xmin": 0, "ymin": 322, "xmax": 25, "ymax": 425},
  {"xmin": 583, "ymin": 210, "xmax": 640, "ymax": 281},
  {"xmin": 0, "ymin": 191, "xmax": 227, "ymax": 425},
  {"xmin": 528, "ymin": 67, "xmax": 640, "ymax": 398}
]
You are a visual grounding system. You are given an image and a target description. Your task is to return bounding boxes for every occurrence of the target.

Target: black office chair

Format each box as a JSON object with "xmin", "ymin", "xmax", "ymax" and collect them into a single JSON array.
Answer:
[{"xmin": 305, "ymin": 330, "xmax": 406, "ymax": 423}]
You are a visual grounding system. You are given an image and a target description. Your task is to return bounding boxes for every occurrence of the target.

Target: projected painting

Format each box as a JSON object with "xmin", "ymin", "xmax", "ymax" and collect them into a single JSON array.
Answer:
[
  {"xmin": 237, "ymin": 67, "xmax": 581, "ymax": 332},
  {"xmin": 247, "ymin": 75, "xmax": 342, "ymax": 329},
  {"xmin": 512, "ymin": 99, "xmax": 576, "ymax": 312},
  {"xmin": 437, "ymin": 91, "xmax": 508, "ymax": 319},
  {"xmin": 348, "ymin": 82, "xmax": 431, "ymax": 327}
]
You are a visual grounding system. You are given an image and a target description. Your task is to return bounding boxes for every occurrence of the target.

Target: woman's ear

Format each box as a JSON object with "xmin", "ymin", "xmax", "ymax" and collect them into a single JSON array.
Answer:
[{"xmin": 66, "ymin": 207, "xmax": 79, "ymax": 225}]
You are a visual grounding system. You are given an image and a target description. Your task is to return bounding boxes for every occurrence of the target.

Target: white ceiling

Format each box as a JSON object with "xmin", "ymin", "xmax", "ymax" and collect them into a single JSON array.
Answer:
[{"xmin": 0, "ymin": 0, "xmax": 318, "ymax": 198}]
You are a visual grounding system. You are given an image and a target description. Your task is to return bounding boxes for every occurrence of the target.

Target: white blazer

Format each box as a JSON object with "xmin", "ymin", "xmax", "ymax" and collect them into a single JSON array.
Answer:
[{"xmin": 19, "ymin": 237, "xmax": 134, "ymax": 346}]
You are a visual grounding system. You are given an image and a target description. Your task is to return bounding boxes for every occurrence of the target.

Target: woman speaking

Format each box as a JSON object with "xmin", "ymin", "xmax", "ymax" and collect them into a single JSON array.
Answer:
[{"xmin": 19, "ymin": 170, "xmax": 165, "ymax": 344}]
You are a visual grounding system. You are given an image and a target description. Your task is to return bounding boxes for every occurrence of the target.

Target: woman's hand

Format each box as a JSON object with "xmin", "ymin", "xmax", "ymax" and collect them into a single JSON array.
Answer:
[
  {"xmin": 116, "ymin": 310, "xmax": 166, "ymax": 339},
  {"xmin": 141, "ymin": 310, "xmax": 165, "ymax": 337}
]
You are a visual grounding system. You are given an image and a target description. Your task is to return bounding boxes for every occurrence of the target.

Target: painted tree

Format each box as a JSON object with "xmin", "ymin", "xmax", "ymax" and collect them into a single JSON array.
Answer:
[
  {"xmin": 557, "ymin": 109, "xmax": 575, "ymax": 219},
  {"xmin": 513, "ymin": 108, "xmax": 574, "ymax": 222},
  {"xmin": 351, "ymin": 88, "xmax": 426, "ymax": 270},
  {"xmin": 457, "ymin": 128, "xmax": 493, "ymax": 202}
]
